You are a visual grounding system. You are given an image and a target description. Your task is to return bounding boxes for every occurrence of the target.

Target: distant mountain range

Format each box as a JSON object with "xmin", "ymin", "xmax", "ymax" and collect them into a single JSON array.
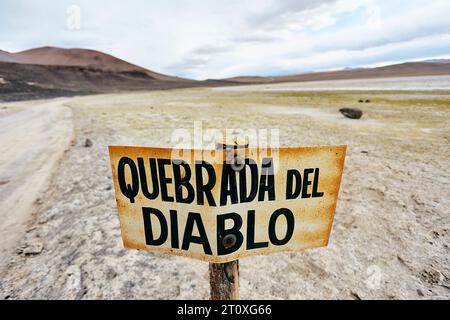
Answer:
[
  {"xmin": 226, "ymin": 61, "xmax": 450, "ymax": 84},
  {"xmin": 1, "ymin": 46, "xmax": 450, "ymax": 101},
  {"xmin": 422, "ymin": 58, "xmax": 450, "ymax": 63}
]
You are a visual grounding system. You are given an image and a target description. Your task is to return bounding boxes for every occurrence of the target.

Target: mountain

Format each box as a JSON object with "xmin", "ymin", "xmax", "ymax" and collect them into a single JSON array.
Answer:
[
  {"xmin": 2, "ymin": 46, "xmax": 450, "ymax": 102},
  {"xmin": 0, "ymin": 50, "xmax": 21, "ymax": 63},
  {"xmin": 0, "ymin": 46, "xmax": 236, "ymax": 101},
  {"xmin": 1, "ymin": 47, "xmax": 187, "ymax": 82},
  {"xmin": 422, "ymin": 58, "xmax": 450, "ymax": 63},
  {"xmin": 226, "ymin": 61, "xmax": 450, "ymax": 84}
]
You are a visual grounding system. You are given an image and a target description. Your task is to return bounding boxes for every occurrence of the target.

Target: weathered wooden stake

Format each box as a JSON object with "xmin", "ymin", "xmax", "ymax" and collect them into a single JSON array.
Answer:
[
  {"xmin": 209, "ymin": 137, "xmax": 248, "ymax": 300},
  {"xmin": 209, "ymin": 260, "xmax": 239, "ymax": 300}
]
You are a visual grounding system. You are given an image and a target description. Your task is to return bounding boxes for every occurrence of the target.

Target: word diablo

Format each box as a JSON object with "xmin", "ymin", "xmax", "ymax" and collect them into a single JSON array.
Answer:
[{"xmin": 109, "ymin": 145, "xmax": 346, "ymax": 263}]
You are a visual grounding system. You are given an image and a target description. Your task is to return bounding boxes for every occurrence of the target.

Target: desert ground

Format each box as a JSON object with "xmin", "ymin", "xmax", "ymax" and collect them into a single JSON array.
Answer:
[{"xmin": 0, "ymin": 76, "xmax": 449, "ymax": 299}]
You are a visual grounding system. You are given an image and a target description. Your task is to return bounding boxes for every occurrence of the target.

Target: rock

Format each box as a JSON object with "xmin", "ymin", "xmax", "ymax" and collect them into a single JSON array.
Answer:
[
  {"xmin": 441, "ymin": 284, "xmax": 450, "ymax": 290},
  {"xmin": 358, "ymin": 99, "xmax": 364, "ymax": 103},
  {"xmin": 16, "ymin": 245, "xmax": 26, "ymax": 254},
  {"xmin": 106, "ymin": 267, "xmax": 118, "ymax": 280},
  {"xmin": 350, "ymin": 291, "xmax": 362, "ymax": 300},
  {"xmin": 22, "ymin": 242, "xmax": 43, "ymax": 255},
  {"xmin": 420, "ymin": 267, "xmax": 444, "ymax": 285},
  {"xmin": 417, "ymin": 289, "xmax": 424, "ymax": 296},
  {"xmin": 84, "ymin": 138, "xmax": 93, "ymax": 147},
  {"xmin": 65, "ymin": 265, "xmax": 84, "ymax": 299},
  {"xmin": 26, "ymin": 226, "xmax": 37, "ymax": 233},
  {"xmin": 365, "ymin": 99, "xmax": 371, "ymax": 103},
  {"xmin": 38, "ymin": 217, "xmax": 48, "ymax": 224},
  {"xmin": 339, "ymin": 107, "xmax": 363, "ymax": 119}
]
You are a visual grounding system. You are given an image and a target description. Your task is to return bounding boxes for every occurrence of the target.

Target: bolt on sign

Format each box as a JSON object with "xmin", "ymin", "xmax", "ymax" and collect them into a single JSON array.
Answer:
[{"xmin": 108, "ymin": 145, "xmax": 346, "ymax": 263}]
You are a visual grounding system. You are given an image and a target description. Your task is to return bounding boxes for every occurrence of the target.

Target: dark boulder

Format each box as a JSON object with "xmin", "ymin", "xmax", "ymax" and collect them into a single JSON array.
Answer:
[
  {"xmin": 84, "ymin": 138, "xmax": 93, "ymax": 147},
  {"xmin": 339, "ymin": 107, "xmax": 363, "ymax": 119}
]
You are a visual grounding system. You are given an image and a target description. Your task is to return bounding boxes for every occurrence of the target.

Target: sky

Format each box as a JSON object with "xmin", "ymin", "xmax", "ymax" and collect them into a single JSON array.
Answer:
[{"xmin": 0, "ymin": 0, "xmax": 450, "ymax": 80}]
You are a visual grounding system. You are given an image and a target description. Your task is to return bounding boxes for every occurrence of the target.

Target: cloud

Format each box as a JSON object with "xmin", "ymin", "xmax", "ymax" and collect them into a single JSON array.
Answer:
[
  {"xmin": 0, "ymin": 0, "xmax": 450, "ymax": 79},
  {"xmin": 232, "ymin": 34, "xmax": 282, "ymax": 44},
  {"xmin": 248, "ymin": 0, "xmax": 338, "ymax": 28},
  {"xmin": 192, "ymin": 45, "xmax": 233, "ymax": 55},
  {"xmin": 167, "ymin": 56, "xmax": 210, "ymax": 76}
]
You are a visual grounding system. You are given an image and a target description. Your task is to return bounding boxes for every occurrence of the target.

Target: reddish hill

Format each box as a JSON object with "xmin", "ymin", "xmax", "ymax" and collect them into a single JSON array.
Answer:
[
  {"xmin": 0, "ymin": 47, "xmax": 238, "ymax": 101},
  {"xmin": 1, "ymin": 46, "xmax": 188, "ymax": 82}
]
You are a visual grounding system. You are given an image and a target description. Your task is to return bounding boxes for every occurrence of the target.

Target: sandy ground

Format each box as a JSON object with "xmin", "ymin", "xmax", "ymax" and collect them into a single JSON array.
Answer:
[
  {"xmin": 0, "ymin": 81, "xmax": 449, "ymax": 299},
  {"xmin": 0, "ymin": 99, "xmax": 73, "ymax": 256}
]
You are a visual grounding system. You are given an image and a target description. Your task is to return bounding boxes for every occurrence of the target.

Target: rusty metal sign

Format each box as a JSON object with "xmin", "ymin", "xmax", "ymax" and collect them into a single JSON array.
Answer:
[{"xmin": 108, "ymin": 145, "xmax": 346, "ymax": 263}]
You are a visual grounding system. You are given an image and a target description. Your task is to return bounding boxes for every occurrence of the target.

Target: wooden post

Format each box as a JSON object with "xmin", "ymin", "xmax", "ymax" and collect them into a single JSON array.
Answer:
[
  {"xmin": 209, "ymin": 137, "xmax": 248, "ymax": 300},
  {"xmin": 209, "ymin": 260, "xmax": 239, "ymax": 300}
]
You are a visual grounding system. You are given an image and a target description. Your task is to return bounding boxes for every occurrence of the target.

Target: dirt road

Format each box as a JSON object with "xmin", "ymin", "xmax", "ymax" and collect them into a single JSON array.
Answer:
[{"xmin": 0, "ymin": 99, "xmax": 73, "ymax": 256}]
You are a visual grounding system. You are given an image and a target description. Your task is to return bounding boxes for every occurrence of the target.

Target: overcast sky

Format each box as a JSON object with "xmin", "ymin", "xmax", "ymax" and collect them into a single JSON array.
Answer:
[{"xmin": 1, "ymin": 0, "xmax": 450, "ymax": 79}]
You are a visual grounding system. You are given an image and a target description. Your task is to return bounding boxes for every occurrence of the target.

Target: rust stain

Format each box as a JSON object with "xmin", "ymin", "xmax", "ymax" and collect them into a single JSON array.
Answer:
[{"xmin": 108, "ymin": 144, "xmax": 346, "ymax": 263}]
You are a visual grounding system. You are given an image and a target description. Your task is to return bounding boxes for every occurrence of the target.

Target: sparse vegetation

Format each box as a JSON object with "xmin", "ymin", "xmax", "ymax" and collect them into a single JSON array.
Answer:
[{"xmin": 1, "ymin": 84, "xmax": 449, "ymax": 299}]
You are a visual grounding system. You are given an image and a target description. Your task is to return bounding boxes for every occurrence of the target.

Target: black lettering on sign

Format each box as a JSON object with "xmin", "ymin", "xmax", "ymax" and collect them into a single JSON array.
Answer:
[
  {"xmin": 286, "ymin": 169, "xmax": 301, "ymax": 200},
  {"xmin": 268, "ymin": 208, "xmax": 294, "ymax": 246},
  {"xmin": 217, "ymin": 212, "xmax": 244, "ymax": 255},
  {"xmin": 143, "ymin": 207, "xmax": 168, "ymax": 246},
  {"xmin": 312, "ymin": 168, "xmax": 324, "ymax": 198},
  {"xmin": 157, "ymin": 159, "xmax": 174, "ymax": 202},
  {"xmin": 173, "ymin": 160, "xmax": 195, "ymax": 204},
  {"xmin": 301, "ymin": 168, "xmax": 314, "ymax": 198},
  {"xmin": 220, "ymin": 163, "xmax": 239, "ymax": 206},
  {"xmin": 117, "ymin": 154, "xmax": 329, "ymax": 257},
  {"xmin": 258, "ymin": 158, "xmax": 275, "ymax": 202},
  {"xmin": 170, "ymin": 209, "xmax": 179, "ymax": 249},
  {"xmin": 195, "ymin": 161, "xmax": 217, "ymax": 206},
  {"xmin": 285, "ymin": 168, "xmax": 324, "ymax": 200},
  {"xmin": 246, "ymin": 210, "xmax": 269, "ymax": 250},
  {"xmin": 117, "ymin": 157, "xmax": 139, "ymax": 203},
  {"xmin": 182, "ymin": 212, "xmax": 212, "ymax": 255},
  {"xmin": 239, "ymin": 158, "xmax": 258, "ymax": 203},
  {"xmin": 137, "ymin": 158, "xmax": 159, "ymax": 200}
]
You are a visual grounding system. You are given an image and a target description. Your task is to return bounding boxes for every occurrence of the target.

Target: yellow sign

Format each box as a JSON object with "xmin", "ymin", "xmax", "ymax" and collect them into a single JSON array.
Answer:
[{"xmin": 108, "ymin": 145, "xmax": 346, "ymax": 263}]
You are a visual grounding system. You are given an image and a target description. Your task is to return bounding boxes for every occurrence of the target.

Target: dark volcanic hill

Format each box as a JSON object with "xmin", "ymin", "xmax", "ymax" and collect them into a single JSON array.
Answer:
[
  {"xmin": 0, "ymin": 46, "xmax": 240, "ymax": 101},
  {"xmin": 0, "ymin": 61, "xmax": 205, "ymax": 101}
]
